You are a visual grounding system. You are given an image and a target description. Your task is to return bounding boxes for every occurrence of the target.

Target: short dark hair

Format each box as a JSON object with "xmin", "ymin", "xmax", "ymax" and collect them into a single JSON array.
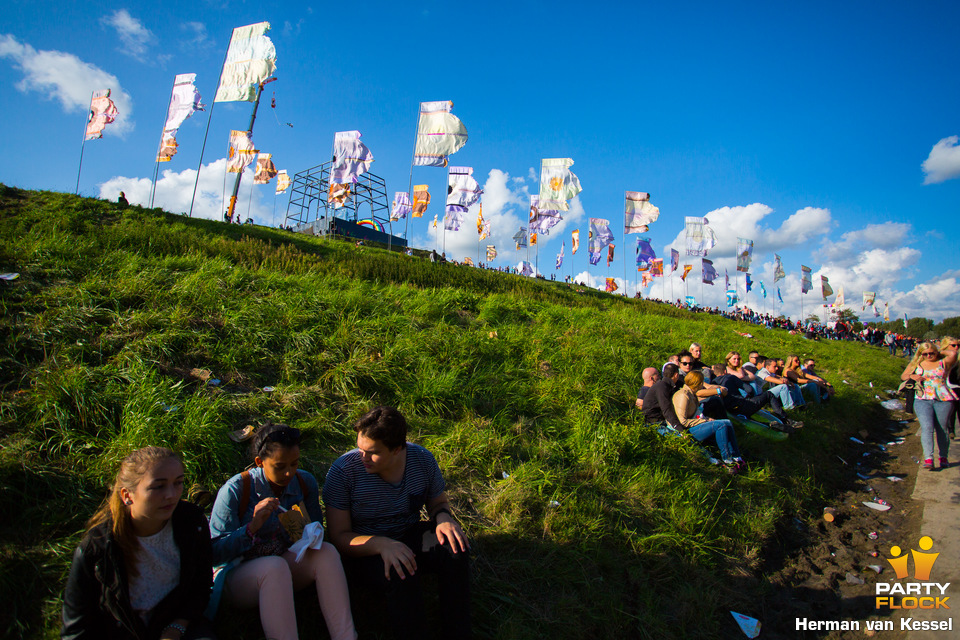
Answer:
[
  {"xmin": 763, "ymin": 358, "xmax": 777, "ymax": 367},
  {"xmin": 663, "ymin": 363, "xmax": 680, "ymax": 379},
  {"xmin": 677, "ymin": 349, "xmax": 693, "ymax": 360},
  {"xmin": 251, "ymin": 422, "xmax": 302, "ymax": 461},
  {"xmin": 353, "ymin": 406, "xmax": 408, "ymax": 450}
]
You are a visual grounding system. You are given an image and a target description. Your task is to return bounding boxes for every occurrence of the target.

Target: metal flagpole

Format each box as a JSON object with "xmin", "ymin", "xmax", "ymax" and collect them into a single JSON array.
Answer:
[
  {"xmin": 189, "ymin": 38, "xmax": 231, "ymax": 218},
  {"xmin": 405, "ymin": 103, "xmax": 420, "ymax": 242},
  {"xmin": 225, "ymin": 79, "xmax": 274, "ymax": 223},
  {"xmin": 150, "ymin": 76, "xmax": 178, "ymax": 208},
  {"xmin": 75, "ymin": 91, "xmax": 94, "ymax": 195}
]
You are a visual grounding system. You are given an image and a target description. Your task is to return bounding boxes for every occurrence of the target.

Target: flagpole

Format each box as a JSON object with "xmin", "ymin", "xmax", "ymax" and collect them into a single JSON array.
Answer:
[
  {"xmin": 405, "ymin": 104, "xmax": 421, "ymax": 242},
  {"xmin": 75, "ymin": 90, "xmax": 94, "ymax": 195},
  {"xmin": 150, "ymin": 76, "xmax": 179, "ymax": 208},
  {"xmin": 225, "ymin": 79, "xmax": 274, "ymax": 223},
  {"xmin": 189, "ymin": 38, "xmax": 232, "ymax": 218}
]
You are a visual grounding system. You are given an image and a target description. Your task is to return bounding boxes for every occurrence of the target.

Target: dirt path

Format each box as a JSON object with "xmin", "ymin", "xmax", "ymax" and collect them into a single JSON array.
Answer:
[{"xmin": 742, "ymin": 402, "xmax": 957, "ymax": 639}]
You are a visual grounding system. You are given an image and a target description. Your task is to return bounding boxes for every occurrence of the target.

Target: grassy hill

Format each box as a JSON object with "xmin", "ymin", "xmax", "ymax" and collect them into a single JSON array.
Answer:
[{"xmin": 0, "ymin": 186, "xmax": 906, "ymax": 639}]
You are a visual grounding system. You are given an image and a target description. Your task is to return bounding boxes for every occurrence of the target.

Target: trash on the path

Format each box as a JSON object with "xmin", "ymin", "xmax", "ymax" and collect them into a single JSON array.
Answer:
[
  {"xmin": 730, "ymin": 612, "xmax": 761, "ymax": 639},
  {"xmin": 842, "ymin": 380, "xmax": 850, "ymax": 384},
  {"xmin": 869, "ymin": 551, "xmax": 879, "ymax": 557},
  {"xmin": 158, "ymin": 403, "xmax": 178, "ymax": 412},
  {"xmin": 850, "ymin": 437, "xmax": 865, "ymax": 445},
  {"xmin": 862, "ymin": 501, "xmax": 891, "ymax": 512},
  {"xmin": 881, "ymin": 399, "xmax": 904, "ymax": 411},
  {"xmin": 190, "ymin": 368, "xmax": 212, "ymax": 380},
  {"xmin": 0, "ymin": 273, "xmax": 20, "ymax": 281},
  {"xmin": 846, "ymin": 572, "xmax": 865, "ymax": 585},
  {"xmin": 856, "ymin": 472, "xmax": 871, "ymax": 480},
  {"xmin": 793, "ymin": 517, "xmax": 806, "ymax": 532},
  {"xmin": 876, "ymin": 445, "xmax": 887, "ymax": 452},
  {"xmin": 263, "ymin": 386, "xmax": 275, "ymax": 392},
  {"xmin": 886, "ymin": 476, "xmax": 903, "ymax": 482},
  {"xmin": 885, "ymin": 438, "xmax": 906, "ymax": 446},
  {"xmin": 822, "ymin": 507, "xmax": 838, "ymax": 522},
  {"xmin": 207, "ymin": 379, "xmax": 221, "ymax": 387},
  {"xmin": 547, "ymin": 500, "xmax": 560, "ymax": 508},
  {"xmin": 867, "ymin": 565, "xmax": 883, "ymax": 573},
  {"xmin": 875, "ymin": 395, "xmax": 881, "ymax": 400},
  {"xmin": 501, "ymin": 472, "xmax": 510, "ymax": 479},
  {"xmin": 862, "ymin": 452, "xmax": 871, "ymax": 458},
  {"xmin": 869, "ymin": 381, "xmax": 874, "ymax": 388},
  {"xmin": 488, "ymin": 331, "xmax": 498, "ymax": 338},
  {"xmin": 837, "ymin": 456, "xmax": 849, "ymax": 465},
  {"xmin": 868, "ymin": 531, "xmax": 879, "ymax": 540}
]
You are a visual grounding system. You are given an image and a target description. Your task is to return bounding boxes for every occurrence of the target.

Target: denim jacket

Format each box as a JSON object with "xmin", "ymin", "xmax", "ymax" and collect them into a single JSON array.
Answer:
[{"xmin": 208, "ymin": 468, "xmax": 322, "ymax": 566}]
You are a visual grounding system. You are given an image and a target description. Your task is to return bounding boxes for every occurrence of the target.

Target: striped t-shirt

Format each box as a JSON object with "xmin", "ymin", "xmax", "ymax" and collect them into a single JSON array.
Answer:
[{"xmin": 323, "ymin": 443, "xmax": 446, "ymax": 540}]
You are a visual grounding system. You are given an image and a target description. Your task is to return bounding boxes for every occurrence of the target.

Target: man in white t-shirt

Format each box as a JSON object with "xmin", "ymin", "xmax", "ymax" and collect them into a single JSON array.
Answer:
[{"xmin": 756, "ymin": 358, "xmax": 804, "ymax": 410}]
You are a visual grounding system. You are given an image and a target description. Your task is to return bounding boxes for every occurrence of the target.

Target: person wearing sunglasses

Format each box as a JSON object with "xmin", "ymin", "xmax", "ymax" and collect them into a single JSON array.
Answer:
[
  {"xmin": 902, "ymin": 343, "xmax": 958, "ymax": 470},
  {"xmin": 939, "ymin": 337, "xmax": 959, "ymax": 439},
  {"xmin": 208, "ymin": 423, "xmax": 356, "ymax": 640}
]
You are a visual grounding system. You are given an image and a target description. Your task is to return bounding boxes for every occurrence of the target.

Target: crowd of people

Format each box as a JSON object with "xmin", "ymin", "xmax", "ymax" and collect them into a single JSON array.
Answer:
[
  {"xmin": 61, "ymin": 407, "xmax": 469, "ymax": 640},
  {"xmin": 637, "ymin": 343, "xmax": 838, "ymax": 474}
]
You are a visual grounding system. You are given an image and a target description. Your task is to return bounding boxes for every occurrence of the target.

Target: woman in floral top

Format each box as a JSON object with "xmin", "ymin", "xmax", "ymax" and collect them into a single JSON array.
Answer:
[{"xmin": 901, "ymin": 342, "xmax": 958, "ymax": 470}]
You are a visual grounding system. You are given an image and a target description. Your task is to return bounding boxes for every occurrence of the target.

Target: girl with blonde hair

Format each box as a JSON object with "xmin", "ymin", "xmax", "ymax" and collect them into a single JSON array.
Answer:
[{"xmin": 902, "ymin": 341, "xmax": 958, "ymax": 470}]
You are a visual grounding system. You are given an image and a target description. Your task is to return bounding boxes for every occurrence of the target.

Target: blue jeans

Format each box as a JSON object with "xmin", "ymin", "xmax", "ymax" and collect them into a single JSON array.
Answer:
[
  {"xmin": 766, "ymin": 383, "xmax": 796, "ymax": 410},
  {"xmin": 914, "ymin": 399, "xmax": 951, "ymax": 460},
  {"xmin": 688, "ymin": 419, "xmax": 741, "ymax": 461},
  {"xmin": 799, "ymin": 381, "xmax": 823, "ymax": 403}
]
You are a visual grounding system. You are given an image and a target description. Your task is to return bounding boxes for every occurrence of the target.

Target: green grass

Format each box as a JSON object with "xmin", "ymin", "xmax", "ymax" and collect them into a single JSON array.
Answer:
[{"xmin": 0, "ymin": 185, "xmax": 907, "ymax": 639}]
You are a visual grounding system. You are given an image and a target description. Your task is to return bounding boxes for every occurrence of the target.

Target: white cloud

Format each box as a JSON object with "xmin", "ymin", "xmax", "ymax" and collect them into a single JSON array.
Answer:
[
  {"xmin": 282, "ymin": 19, "xmax": 304, "ymax": 38},
  {"xmin": 922, "ymin": 136, "xmax": 960, "ymax": 185},
  {"xmin": 0, "ymin": 34, "xmax": 134, "ymax": 135},
  {"xmin": 101, "ymin": 10, "xmax": 155, "ymax": 60},
  {"xmin": 886, "ymin": 270, "xmax": 960, "ymax": 323},
  {"xmin": 98, "ymin": 158, "xmax": 279, "ymax": 225},
  {"xmin": 180, "ymin": 22, "xmax": 213, "ymax": 51},
  {"xmin": 815, "ymin": 222, "xmax": 912, "ymax": 266}
]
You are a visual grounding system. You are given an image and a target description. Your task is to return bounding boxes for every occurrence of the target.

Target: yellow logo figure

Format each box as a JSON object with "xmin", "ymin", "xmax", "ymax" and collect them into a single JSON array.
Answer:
[
  {"xmin": 549, "ymin": 177, "xmax": 563, "ymax": 192},
  {"xmin": 885, "ymin": 536, "xmax": 939, "ymax": 580}
]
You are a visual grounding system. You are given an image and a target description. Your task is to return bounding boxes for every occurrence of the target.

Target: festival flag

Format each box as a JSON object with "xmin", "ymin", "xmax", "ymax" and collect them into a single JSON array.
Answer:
[
  {"xmin": 215, "ymin": 22, "xmax": 277, "ymax": 102},
  {"xmin": 477, "ymin": 205, "xmax": 484, "ymax": 236},
  {"xmin": 572, "ymin": 230, "xmax": 580, "ymax": 254},
  {"xmin": 745, "ymin": 273, "xmax": 753, "ymax": 292},
  {"xmin": 635, "ymin": 236, "xmax": 657, "ymax": 269},
  {"xmin": 681, "ymin": 264, "xmax": 693, "ymax": 281},
  {"xmin": 464, "ymin": 257, "xmax": 474, "ymax": 266},
  {"xmin": 651, "ymin": 258, "xmax": 663, "ymax": 276},
  {"xmin": 432, "ymin": 214, "xmax": 438, "ymax": 228},
  {"xmin": 605, "ymin": 277, "xmax": 619, "ymax": 292},
  {"xmin": 726, "ymin": 288, "xmax": 738, "ymax": 308},
  {"xmin": 589, "ymin": 251, "xmax": 602, "ymax": 266},
  {"xmin": 443, "ymin": 209, "xmax": 464, "ymax": 231},
  {"xmin": 641, "ymin": 271, "xmax": 654, "ymax": 288},
  {"xmin": 607, "ymin": 244, "xmax": 615, "ymax": 266},
  {"xmin": 413, "ymin": 101, "xmax": 468, "ymax": 167},
  {"xmin": 391, "ymin": 192, "xmax": 412, "ymax": 221},
  {"xmin": 670, "ymin": 248, "xmax": 680, "ymax": 274},
  {"xmin": 685, "ymin": 295, "xmax": 696, "ymax": 307},
  {"xmin": 834, "ymin": 286, "xmax": 845, "ymax": 307},
  {"xmin": 539, "ymin": 158, "xmax": 582, "ymax": 211},
  {"xmin": 862, "ymin": 291, "xmax": 875, "ymax": 310},
  {"xmin": 624, "ymin": 191, "xmax": 660, "ymax": 234},
  {"xmin": 253, "ymin": 153, "xmax": 278, "ymax": 184},
  {"xmin": 724, "ymin": 269, "xmax": 730, "ymax": 290},
  {"xmin": 412, "ymin": 185, "xmax": 430, "ymax": 217},
  {"xmin": 226, "ymin": 130, "xmax": 256, "ymax": 173},
  {"xmin": 330, "ymin": 130, "xmax": 374, "ymax": 184},
  {"xmin": 883, "ymin": 303, "xmax": 890, "ymax": 321},
  {"xmin": 685, "ymin": 217, "xmax": 717, "ymax": 256},
  {"xmin": 529, "ymin": 195, "xmax": 563, "ymax": 234},
  {"xmin": 800, "ymin": 265, "xmax": 812, "ymax": 293},
  {"xmin": 736, "ymin": 238, "xmax": 753, "ymax": 272},
  {"xmin": 589, "ymin": 219, "xmax": 614, "ymax": 254},
  {"xmin": 157, "ymin": 74, "xmax": 203, "ymax": 162},
  {"xmin": 556, "ymin": 242, "xmax": 564, "ymax": 269},
  {"xmin": 85, "ymin": 89, "xmax": 119, "ymax": 140},
  {"xmin": 520, "ymin": 261, "xmax": 534, "ymax": 277},
  {"xmin": 513, "ymin": 227, "xmax": 528, "ymax": 249},
  {"xmin": 702, "ymin": 258, "xmax": 717, "ymax": 285},
  {"xmin": 774, "ymin": 254, "xmax": 786, "ymax": 282},
  {"xmin": 777, "ymin": 288, "xmax": 783, "ymax": 304},
  {"xmin": 327, "ymin": 183, "xmax": 351, "ymax": 208},
  {"xmin": 760, "ymin": 282, "xmax": 767, "ymax": 298},
  {"xmin": 446, "ymin": 166, "xmax": 483, "ymax": 216},
  {"xmin": 821, "ymin": 275, "xmax": 834, "ymax": 299},
  {"xmin": 275, "ymin": 170, "xmax": 291, "ymax": 194},
  {"xmin": 486, "ymin": 245, "xmax": 497, "ymax": 261},
  {"xmin": 529, "ymin": 232, "xmax": 538, "ymax": 246},
  {"xmin": 873, "ymin": 304, "xmax": 880, "ymax": 318}
]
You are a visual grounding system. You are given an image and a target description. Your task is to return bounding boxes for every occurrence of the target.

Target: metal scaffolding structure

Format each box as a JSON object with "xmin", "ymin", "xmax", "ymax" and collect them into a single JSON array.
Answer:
[{"xmin": 283, "ymin": 161, "xmax": 394, "ymax": 238}]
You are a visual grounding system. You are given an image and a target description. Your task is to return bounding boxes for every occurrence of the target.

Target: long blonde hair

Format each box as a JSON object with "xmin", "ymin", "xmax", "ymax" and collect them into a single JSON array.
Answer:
[
  {"xmin": 906, "ymin": 341, "xmax": 940, "ymax": 372},
  {"xmin": 87, "ymin": 446, "xmax": 181, "ymax": 578}
]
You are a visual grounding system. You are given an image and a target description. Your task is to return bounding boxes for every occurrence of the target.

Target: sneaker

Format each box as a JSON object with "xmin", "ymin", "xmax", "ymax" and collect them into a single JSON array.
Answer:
[
  {"xmin": 939, "ymin": 457, "xmax": 949, "ymax": 470},
  {"xmin": 923, "ymin": 458, "xmax": 934, "ymax": 470},
  {"xmin": 785, "ymin": 418, "xmax": 804, "ymax": 429}
]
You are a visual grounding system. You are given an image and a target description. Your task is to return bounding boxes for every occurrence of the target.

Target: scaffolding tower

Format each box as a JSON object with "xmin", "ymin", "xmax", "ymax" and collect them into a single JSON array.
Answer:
[{"xmin": 284, "ymin": 161, "xmax": 400, "ymax": 246}]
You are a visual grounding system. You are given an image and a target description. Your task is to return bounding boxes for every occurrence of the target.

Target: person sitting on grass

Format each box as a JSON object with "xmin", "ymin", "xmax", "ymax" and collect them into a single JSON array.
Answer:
[
  {"xmin": 672, "ymin": 371, "xmax": 747, "ymax": 474},
  {"xmin": 724, "ymin": 351, "xmax": 758, "ymax": 397},
  {"xmin": 800, "ymin": 358, "xmax": 834, "ymax": 403},
  {"xmin": 62, "ymin": 447, "xmax": 217, "ymax": 640},
  {"xmin": 208, "ymin": 424, "xmax": 357, "ymax": 640},
  {"xmin": 714, "ymin": 364, "xmax": 804, "ymax": 430},
  {"xmin": 324, "ymin": 406, "xmax": 470, "ymax": 640},
  {"xmin": 642, "ymin": 363, "xmax": 682, "ymax": 427},
  {"xmin": 688, "ymin": 343, "xmax": 706, "ymax": 370},
  {"xmin": 742, "ymin": 351, "xmax": 764, "ymax": 395},
  {"xmin": 756, "ymin": 358, "xmax": 804, "ymax": 410},
  {"xmin": 784, "ymin": 355, "xmax": 824, "ymax": 403},
  {"xmin": 636, "ymin": 367, "xmax": 661, "ymax": 410}
]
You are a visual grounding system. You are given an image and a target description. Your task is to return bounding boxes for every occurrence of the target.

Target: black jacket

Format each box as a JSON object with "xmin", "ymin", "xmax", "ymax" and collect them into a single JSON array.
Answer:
[
  {"xmin": 61, "ymin": 501, "xmax": 213, "ymax": 640},
  {"xmin": 642, "ymin": 378, "xmax": 680, "ymax": 426}
]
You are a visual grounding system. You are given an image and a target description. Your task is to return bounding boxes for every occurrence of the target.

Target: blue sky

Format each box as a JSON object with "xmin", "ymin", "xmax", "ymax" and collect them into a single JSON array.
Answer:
[{"xmin": 2, "ymin": 1, "xmax": 959, "ymax": 322}]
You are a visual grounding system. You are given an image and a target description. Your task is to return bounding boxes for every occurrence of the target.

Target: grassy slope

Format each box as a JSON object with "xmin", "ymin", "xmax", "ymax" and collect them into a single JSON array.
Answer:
[{"xmin": 0, "ymin": 186, "xmax": 905, "ymax": 639}]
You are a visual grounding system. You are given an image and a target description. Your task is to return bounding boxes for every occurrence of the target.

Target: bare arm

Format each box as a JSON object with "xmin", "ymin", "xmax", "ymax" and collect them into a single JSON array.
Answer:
[
  {"xmin": 426, "ymin": 491, "xmax": 469, "ymax": 553},
  {"xmin": 325, "ymin": 506, "xmax": 418, "ymax": 580}
]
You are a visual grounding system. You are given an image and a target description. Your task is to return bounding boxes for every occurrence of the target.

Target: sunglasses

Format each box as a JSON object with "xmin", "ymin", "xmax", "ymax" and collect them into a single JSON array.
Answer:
[
  {"xmin": 680, "ymin": 361, "xmax": 693, "ymax": 366},
  {"xmin": 921, "ymin": 352, "xmax": 937, "ymax": 357}
]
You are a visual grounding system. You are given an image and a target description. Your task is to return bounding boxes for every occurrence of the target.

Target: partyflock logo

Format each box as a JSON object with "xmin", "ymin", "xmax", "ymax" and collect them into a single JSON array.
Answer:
[{"xmin": 875, "ymin": 536, "xmax": 949, "ymax": 610}]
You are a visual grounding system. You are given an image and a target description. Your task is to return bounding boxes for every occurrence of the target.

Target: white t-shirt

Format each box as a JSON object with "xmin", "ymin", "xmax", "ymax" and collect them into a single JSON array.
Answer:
[{"xmin": 129, "ymin": 520, "xmax": 180, "ymax": 622}]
